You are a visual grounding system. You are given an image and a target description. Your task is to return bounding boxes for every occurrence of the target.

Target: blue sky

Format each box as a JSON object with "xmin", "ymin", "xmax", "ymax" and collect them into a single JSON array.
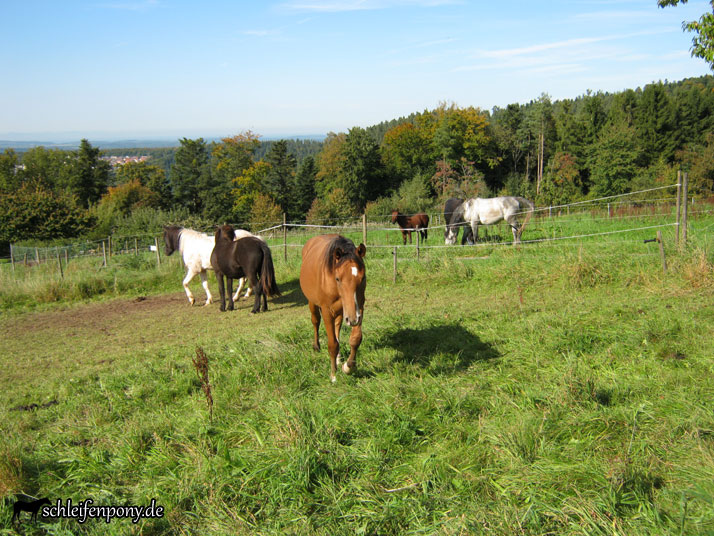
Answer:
[{"xmin": 1, "ymin": 0, "xmax": 711, "ymax": 140}]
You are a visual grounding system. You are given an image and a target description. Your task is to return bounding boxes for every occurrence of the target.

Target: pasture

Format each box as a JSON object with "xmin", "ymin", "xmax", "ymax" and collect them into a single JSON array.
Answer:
[{"xmin": 1, "ymin": 208, "xmax": 713, "ymax": 535}]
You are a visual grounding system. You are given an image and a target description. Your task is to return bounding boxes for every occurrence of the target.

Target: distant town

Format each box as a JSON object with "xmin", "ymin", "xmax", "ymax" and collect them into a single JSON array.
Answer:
[{"xmin": 101, "ymin": 155, "xmax": 149, "ymax": 167}]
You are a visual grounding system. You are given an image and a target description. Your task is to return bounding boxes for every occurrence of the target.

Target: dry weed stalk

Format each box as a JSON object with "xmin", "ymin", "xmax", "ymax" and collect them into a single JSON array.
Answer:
[{"xmin": 193, "ymin": 346, "xmax": 214, "ymax": 421}]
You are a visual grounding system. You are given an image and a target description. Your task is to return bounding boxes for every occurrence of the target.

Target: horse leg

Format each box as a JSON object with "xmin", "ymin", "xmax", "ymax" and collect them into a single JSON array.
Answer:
[
  {"xmin": 183, "ymin": 268, "xmax": 197, "ymax": 305},
  {"xmin": 226, "ymin": 277, "xmax": 235, "ymax": 311},
  {"xmin": 343, "ymin": 325, "xmax": 362, "ymax": 375},
  {"xmin": 471, "ymin": 223, "xmax": 479, "ymax": 243},
  {"xmin": 509, "ymin": 217, "xmax": 520, "ymax": 244},
  {"xmin": 322, "ymin": 309, "xmax": 340, "ymax": 382},
  {"xmin": 216, "ymin": 272, "xmax": 227, "ymax": 312},
  {"xmin": 232, "ymin": 277, "xmax": 245, "ymax": 301},
  {"xmin": 333, "ymin": 314, "xmax": 343, "ymax": 365},
  {"xmin": 309, "ymin": 301, "xmax": 321, "ymax": 351},
  {"xmin": 199, "ymin": 270, "xmax": 212, "ymax": 306},
  {"xmin": 408, "ymin": 230, "xmax": 412, "ymax": 244},
  {"xmin": 249, "ymin": 273, "xmax": 262, "ymax": 314}
]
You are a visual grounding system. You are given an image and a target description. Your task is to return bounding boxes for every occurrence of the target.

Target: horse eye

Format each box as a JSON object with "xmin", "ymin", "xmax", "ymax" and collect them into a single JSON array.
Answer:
[{"xmin": 336, "ymin": 277, "xmax": 341, "ymax": 282}]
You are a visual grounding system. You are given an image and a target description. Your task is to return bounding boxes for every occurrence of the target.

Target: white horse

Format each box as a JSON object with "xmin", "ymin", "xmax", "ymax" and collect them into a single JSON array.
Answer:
[
  {"xmin": 163, "ymin": 226, "xmax": 262, "ymax": 306},
  {"xmin": 445, "ymin": 196, "xmax": 535, "ymax": 245}
]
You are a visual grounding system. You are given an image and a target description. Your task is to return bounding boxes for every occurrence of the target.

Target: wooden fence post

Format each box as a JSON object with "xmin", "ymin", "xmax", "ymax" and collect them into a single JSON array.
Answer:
[
  {"xmin": 10, "ymin": 244, "xmax": 15, "ymax": 273},
  {"xmin": 283, "ymin": 213, "xmax": 287, "ymax": 262},
  {"xmin": 657, "ymin": 230, "xmax": 667, "ymax": 273},
  {"xmin": 134, "ymin": 237, "xmax": 138, "ymax": 256},
  {"xmin": 154, "ymin": 237, "xmax": 161, "ymax": 267},
  {"xmin": 416, "ymin": 229, "xmax": 420, "ymax": 260},
  {"xmin": 393, "ymin": 247, "xmax": 397, "ymax": 284},
  {"xmin": 362, "ymin": 213, "xmax": 367, "ymax": 246},
  {"xmin": 675, "ymin": 170, "xmax": 681, "ymax": 246},
  {"xmin": 682, "ymin": 172, "xmax": 689, "ymax": 245},
  {"xmin": 108, "ymin": 236, "xmax": 112, "ymax": 258},
  {"xmin": 607, "ymin": 203, "xmax": 612, "ymax": 219},
  {"xmin": 35, "ymin": 247, "xmax": 40, "ymax": 265},
  {"xmin": 102, "ymin": 241, "xmax": 107, "ymax": 267},
  {"xmin": 57, "ymin": 250, "xmax": 64, "ymax": 279}
]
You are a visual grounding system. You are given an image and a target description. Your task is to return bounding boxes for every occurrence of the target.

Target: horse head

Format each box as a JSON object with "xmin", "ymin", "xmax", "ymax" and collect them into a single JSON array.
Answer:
[
  {"xmin": 390, "ymin": 210, "xmax": 399, "ymax": 224},
  {"xmin": 163, "ymin": 225, "xmax": 181, "ymax": 256},
  {"xmin": 332, "ymin": 242, "xmax": 366, "ymax": 327},
  {"xmin": 215, "ymin": 224, "xmax": 236, "ymax": 242},
  {"xmin": 444, "ymin": 225, "xmax": 458, "ymax": 245}
]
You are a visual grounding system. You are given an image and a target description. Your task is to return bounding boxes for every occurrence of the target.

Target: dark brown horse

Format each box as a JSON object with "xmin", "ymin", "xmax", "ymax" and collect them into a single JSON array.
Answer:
[
  {"xmin": 12, "ymin": 497, "xmax": 50, "ymax": 523},
  {"xmin": 210, "ymin": 224, "xmax": 280, "ymax": 313},
  {"xmin": 299, "ymin": 234, "xmax": 366, "ymax": 382},
  {"xmin": 391, "ymin": 210, "xmax": 429, "ymax": 245}
]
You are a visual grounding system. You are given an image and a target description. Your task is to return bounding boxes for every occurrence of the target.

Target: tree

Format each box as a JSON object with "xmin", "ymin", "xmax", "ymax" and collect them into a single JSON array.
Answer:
[
  {"xmin": 249, "ymin": 193, "xmax": 283, "ymax": 231},
  {"xmin": 538, "ymin": 152, "xmax": 582, "ymax": 206},
  {"xmin": 658, "ymin": 0, "xmax": 714, "ymax": 70},
  {"xmin": 315, "ymin": 132, "xmax": 347, "ymax": 199},
  {"xmin": 232, "ymin": 161, "xmax": 271, "ymax": 223},
  {"xmin": 263, "ymin": 140, "xmax": 297, "ymax": 216},
  {"xmin": 0, "ymin": 184, "xmax": 93, "ymax": 253},
  {"xmin": 0, "ymin": 149, "xmax": 20, "ymax": 192},
  {"xmin": 70, "ymin": 139, "xmax": 111, "ymax": 208},
  {"xmin": 636, "ymin": 82, "xmax": 677, "ymax": 164},
  {"xmin": 293, "ymin": 156, "xmax": 317, "ymax": 220},
  {"xmin": 590, "ymin": 121, "xmax": 641, "ymax": 196},
  {"xmin": 170, "ymin": 138, "xmax": 210, "ymax": 214},
  {"xmin": 116, "ymin": 161, "xmax": 171, "ymax": 207},
  {"xmin": 340, "ymin": 127, "xmax": 385, "ymax": 209}
]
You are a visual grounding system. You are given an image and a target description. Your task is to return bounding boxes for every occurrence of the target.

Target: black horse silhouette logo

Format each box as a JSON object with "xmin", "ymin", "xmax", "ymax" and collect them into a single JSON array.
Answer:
[{"xmin": 12, "ymin": 497, "xmax": 50, "ymax": 523}]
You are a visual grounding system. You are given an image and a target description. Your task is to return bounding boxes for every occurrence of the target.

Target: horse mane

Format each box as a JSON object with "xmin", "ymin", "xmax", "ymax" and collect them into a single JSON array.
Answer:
[{"xmin": 324, "ymin": 236, "xmax": 364, "ymax": 272}]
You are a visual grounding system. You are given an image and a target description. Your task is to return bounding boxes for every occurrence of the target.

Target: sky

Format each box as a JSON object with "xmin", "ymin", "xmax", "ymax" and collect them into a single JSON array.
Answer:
[{"xmin": 1, "ymin": 0, "xmax": 712, "ymax": 141}]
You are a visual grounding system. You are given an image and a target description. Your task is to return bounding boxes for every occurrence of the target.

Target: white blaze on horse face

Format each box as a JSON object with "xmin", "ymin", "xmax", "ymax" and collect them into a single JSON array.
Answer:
[{"xmin": 352, "ymin": 266, "xmax": 358, "ymax": 277}]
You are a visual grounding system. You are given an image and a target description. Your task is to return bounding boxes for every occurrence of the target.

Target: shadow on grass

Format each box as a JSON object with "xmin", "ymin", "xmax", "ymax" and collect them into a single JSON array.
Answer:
[
  {"xmin": 271, "ymin": 277, "xmax": 307, "ymax": 308},
  {"xmin": 381, "ymin": 322, "xmax": 499, "ymax": 373}
]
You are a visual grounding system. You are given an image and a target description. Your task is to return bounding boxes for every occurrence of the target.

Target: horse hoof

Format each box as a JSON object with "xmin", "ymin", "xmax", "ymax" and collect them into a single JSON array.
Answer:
[
  {"xmin": 330, "ymin": 375, "xmax": 337, "ymax": 383},
  {"xmin": 342, "ymin": 362, "xmax": 355, "ymax": 375},
  {"xmin": 188, "ymin": 298, "xmax": 195, "ymax": 306},
  {"xmin": 313, "ymin": 344, "xmax": 320, "ymax": 352}
]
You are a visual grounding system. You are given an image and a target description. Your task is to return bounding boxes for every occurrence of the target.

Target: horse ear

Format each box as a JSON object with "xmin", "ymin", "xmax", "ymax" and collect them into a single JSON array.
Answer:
[
  {"xmin": 357, "ymin": 243, "xmax": 366, "ymax": 258},
  {"xmin": 334, "ymin": 247, "xmax": 343, "ymax": 261}
]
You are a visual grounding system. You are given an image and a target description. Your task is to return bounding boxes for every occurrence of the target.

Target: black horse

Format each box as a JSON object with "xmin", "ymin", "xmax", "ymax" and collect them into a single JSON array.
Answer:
[
  {"xmin": 210, "ymin": 224, "xmax": 280, "ymax": 313},
  {"xmin": 12, "ymin": 497, "xmax": 50, "ymax": 523},
  {"xmin": 444, "ymin": 198, "xmax": 474, "ymax": 245}
]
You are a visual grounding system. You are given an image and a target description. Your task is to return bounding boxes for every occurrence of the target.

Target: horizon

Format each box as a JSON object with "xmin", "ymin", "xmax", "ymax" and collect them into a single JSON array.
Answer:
[{"xmin": 2, "ymin": 0, "xmax": 712, "ymax": 140}]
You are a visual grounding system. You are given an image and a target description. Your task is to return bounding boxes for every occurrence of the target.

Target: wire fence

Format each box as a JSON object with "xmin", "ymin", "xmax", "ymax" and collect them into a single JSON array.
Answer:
[{"xmin": 3, "ymin": 183, "xmax": 711, "ymax": 276}]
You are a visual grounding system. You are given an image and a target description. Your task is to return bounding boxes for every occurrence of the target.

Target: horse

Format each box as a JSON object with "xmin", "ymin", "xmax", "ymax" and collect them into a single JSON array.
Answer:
[
  {"xmin": 163, "ymin": 226, "xmax": 260, "ymax": 305},
  {"xmin": 391, "ymin": 210, "xmax": 429, "ymax": 245},
  {"xmin": 443, "ymin": 198, "xmax": 474, "ymax": 245},
  {"xmin": 299, "ymin": 235, "xmax": 366, "ymax": 382},
  {"xmin": 445, "ymin": 196, "xmax": 535, "ymax": 245},
  {"xmin": 12, "ymin": 497, "xmax": 50, "ymax": 523},
  {"xmin": 210, "ymin": 224, "xmax": 280, "ymax": 313}
]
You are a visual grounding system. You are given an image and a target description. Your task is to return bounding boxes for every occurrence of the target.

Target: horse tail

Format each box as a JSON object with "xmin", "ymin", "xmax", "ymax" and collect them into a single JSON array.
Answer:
[
  {"xmin": 259, "ymin": 242, "xmax": 281, "ymax": 298},
  {"xmin": 516, "ymin": 197, "xmax": 535, "ymax": 236}
]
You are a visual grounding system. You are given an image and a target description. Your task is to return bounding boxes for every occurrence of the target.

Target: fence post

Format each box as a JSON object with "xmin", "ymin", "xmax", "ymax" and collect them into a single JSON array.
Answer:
[
  {"xmin": 416, "ymin": 229, "xmax": 420, "ymax": 260},
  {"xmin": 283, "ymin": 213, "xmax": 287, "ymax": 262},
  {"xmin": 10, "ymin": 244, "xmax": 14, "ymax": 273},
  {"xmin": 675, "ymin": 170, "xmax": 681, "ymax": 246},
  {"xmin": 64, "ymin": 248, "xmax": 68, "ymax": 266},
  {"xmin": 154, "ymin": 237, "xmax": 161, "ymax": 267},
  {"xmin": 682, "ymin": 172, "xmax": 689, "ymax": 245},
  {"xmin": 134, "ymin": 238, "xmax": 138, "ymax": 256},
  {"xmin": 657, "ymin": 230, "xmax": 667, "ymax": 273},
  {"xmin": 108, "ymin": 235, "xmax": 112, "ymax": 258},
  {"xmin": 102, "ymin": 241, "xmax": 107, "ymax": 267},
  {"xmin": 362, "ymin": 213, "xmax": 367, "ymax": 246},
  {"xmin": 607, "ymin": 203, "xmax": 612, "ymax": 219},
  {"xmin": 56, "ymin": 250, "xmax": 64, "ymax": 279},
  {"xmin": 35, "ymin": 247, "xmax": 40, "ymax": 265},
  {"xmin": 393, "ymin": 247, "xmax": 397, "ymax": 284}
]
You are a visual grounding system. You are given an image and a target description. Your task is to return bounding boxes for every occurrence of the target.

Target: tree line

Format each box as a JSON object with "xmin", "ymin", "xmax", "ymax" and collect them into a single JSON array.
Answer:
[{"xmin": 1, "ymin": 76, "xmax": 713, "ymax": 254}]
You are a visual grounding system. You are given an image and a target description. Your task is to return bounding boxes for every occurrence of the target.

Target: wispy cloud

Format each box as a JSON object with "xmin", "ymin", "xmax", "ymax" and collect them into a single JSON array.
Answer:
[{"xmin": 279, "ymin": 0, "xmax": 460, "ymax": 13}]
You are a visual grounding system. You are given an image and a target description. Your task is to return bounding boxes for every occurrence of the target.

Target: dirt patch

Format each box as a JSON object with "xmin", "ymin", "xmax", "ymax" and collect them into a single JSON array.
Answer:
[{"xmin": 3, "ymin": 292, "xmax": 188, "ymax": 336}]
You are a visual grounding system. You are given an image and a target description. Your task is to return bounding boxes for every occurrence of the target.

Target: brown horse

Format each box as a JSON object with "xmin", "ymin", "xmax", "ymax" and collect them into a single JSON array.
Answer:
[
  {"xmin": 391, "ymin": 210, "xmax": 429, "ymax": 245},
  {"xmin": 299, "ymin": 234, "xmax": 366, "ymax": 382}
]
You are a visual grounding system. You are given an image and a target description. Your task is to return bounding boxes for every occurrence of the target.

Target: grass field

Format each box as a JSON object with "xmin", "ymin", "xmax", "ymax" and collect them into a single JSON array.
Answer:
[{"xmin": 1, "ymin": 210, "xmax": 713, "ymax": 535}]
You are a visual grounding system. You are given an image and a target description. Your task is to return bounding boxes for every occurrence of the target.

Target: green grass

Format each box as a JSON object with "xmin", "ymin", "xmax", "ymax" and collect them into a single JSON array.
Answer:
[{"xmin": 1, "ymin": 212, "xmax": 713, "ymax": 534}]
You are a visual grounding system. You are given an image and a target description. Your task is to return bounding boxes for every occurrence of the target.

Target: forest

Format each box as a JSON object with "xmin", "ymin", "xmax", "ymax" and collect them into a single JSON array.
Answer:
[{"xmin": 1, "ymin": 75, "xmax": 713, "ymax": 254}]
